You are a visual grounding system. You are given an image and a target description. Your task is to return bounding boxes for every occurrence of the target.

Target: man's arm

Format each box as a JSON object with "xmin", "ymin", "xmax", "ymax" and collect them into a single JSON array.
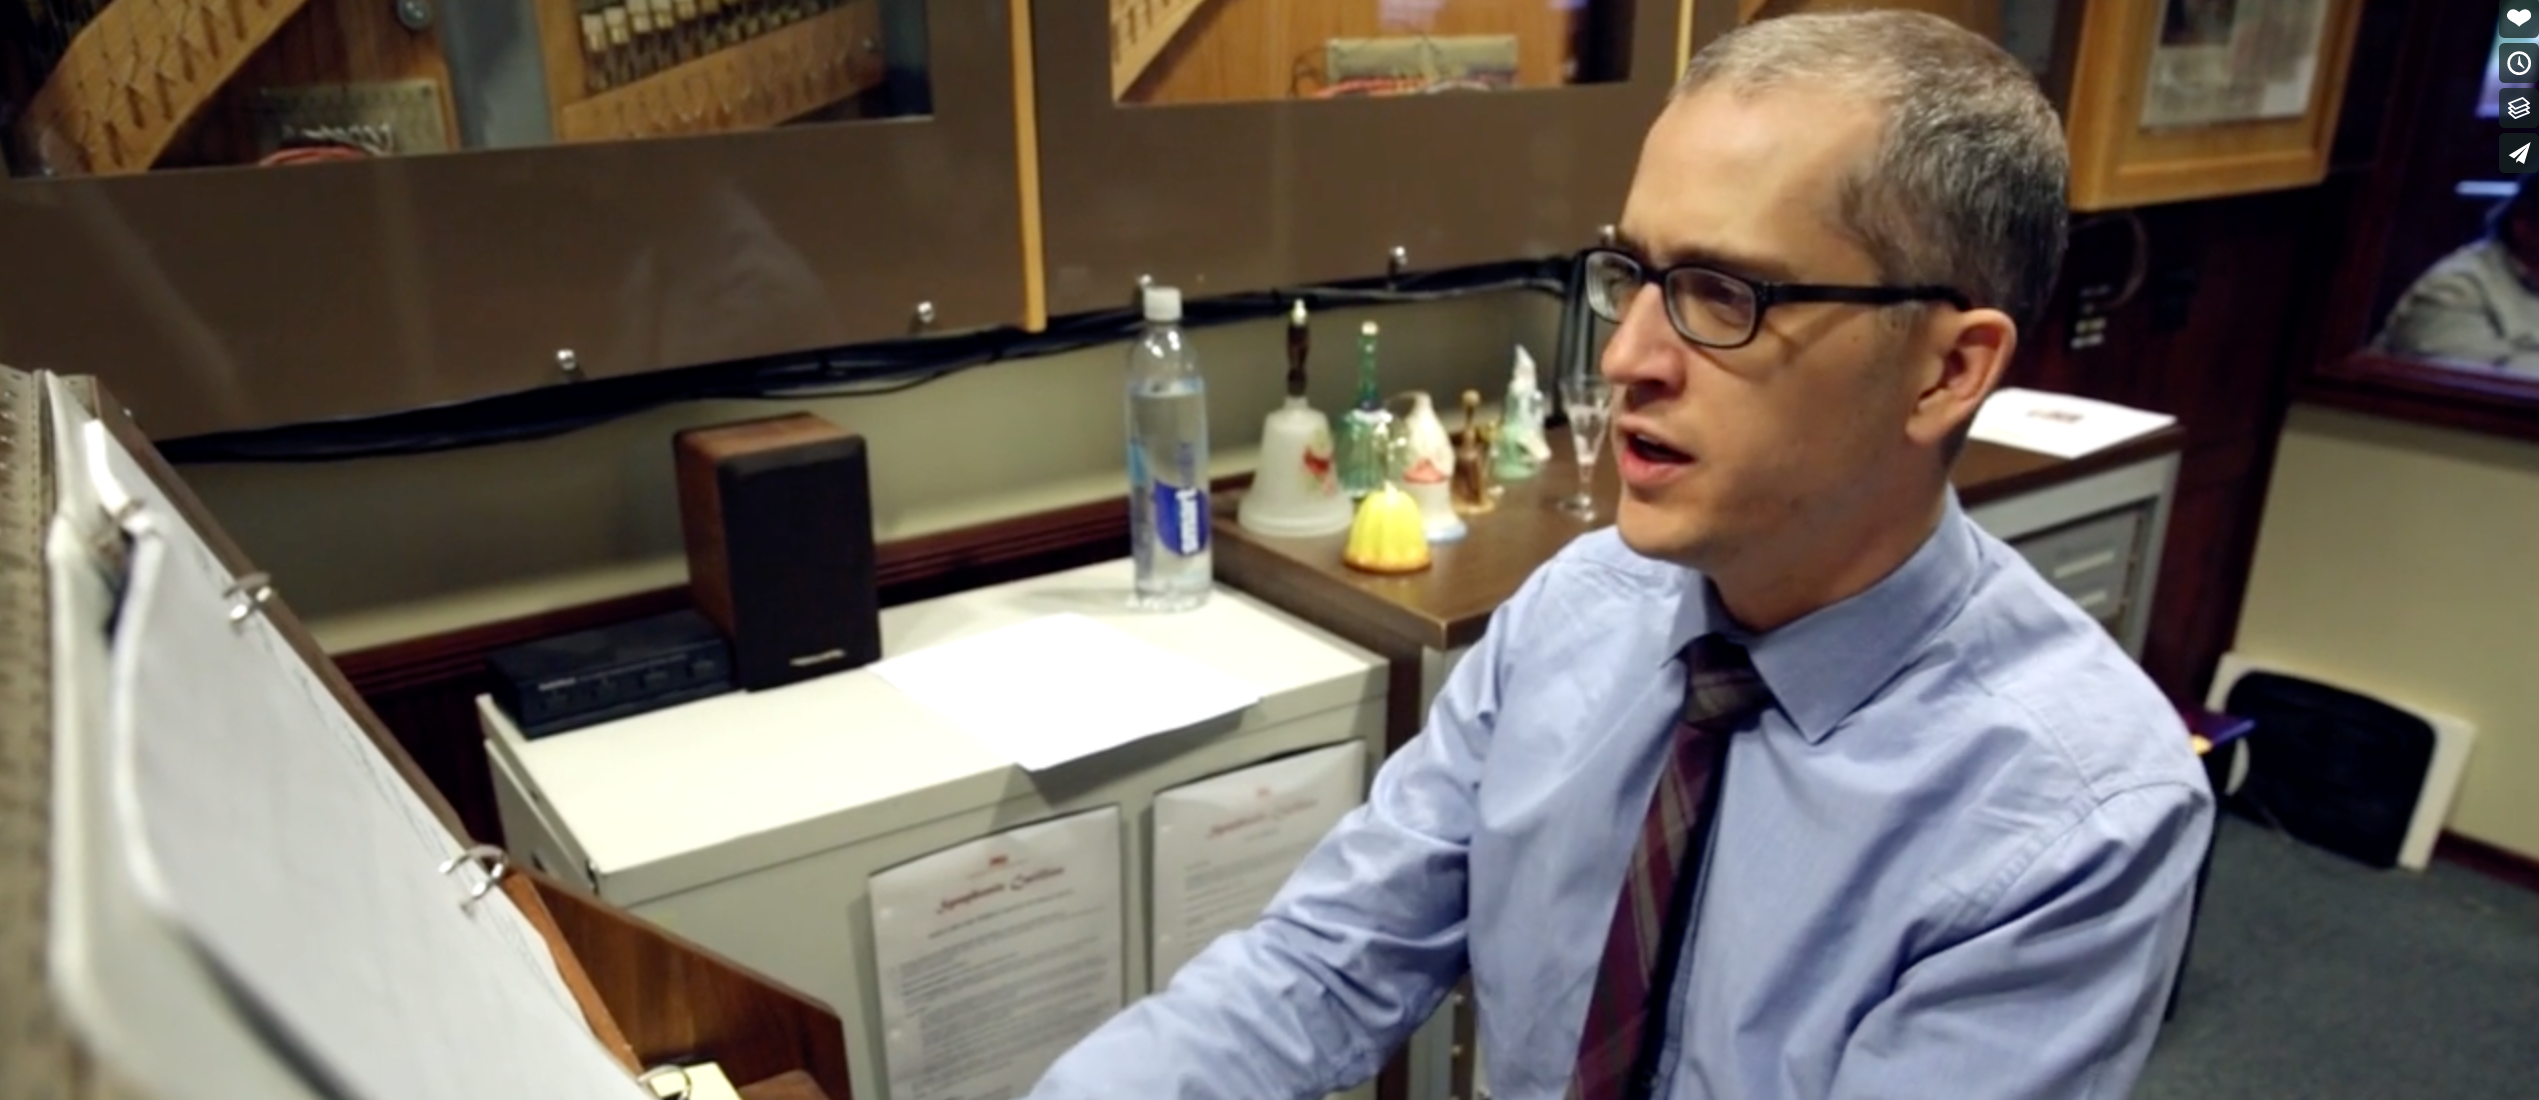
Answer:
[
  {"xmin": 1826, "ymin": 782, "xmax": 2215, "ymax": 1100},
  {"xmin": 1018, "ymin": 588, "xmax": 1524, "ymax": 1100}
]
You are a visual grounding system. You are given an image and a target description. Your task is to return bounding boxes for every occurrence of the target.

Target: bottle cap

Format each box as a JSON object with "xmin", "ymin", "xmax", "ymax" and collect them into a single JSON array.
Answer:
[{"xmin": 1142, "ymin": 286, "xmax": 1183, "ymax": 322}]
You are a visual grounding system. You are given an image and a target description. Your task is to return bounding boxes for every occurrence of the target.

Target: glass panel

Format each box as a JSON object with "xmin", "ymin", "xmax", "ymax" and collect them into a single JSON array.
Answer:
[
  {"xmin": 0, "ymin": 0, "xmax": 931, "ymax": 178},
  {"xmin": 2364, "ymin": 22, "xmax": 2539, "ymax": 377},
  {"xmin": 1108, "ymin": 0, "xmax": 1630, "ymax": 106}
]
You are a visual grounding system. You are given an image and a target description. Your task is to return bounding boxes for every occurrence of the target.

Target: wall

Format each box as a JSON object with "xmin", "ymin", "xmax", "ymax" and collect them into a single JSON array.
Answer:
[
  {"xmin": 2234, "ymin": 403, "xmax": 2539, "ymax": 859},
  {"xmin": 178, "ymin": 292, "xmax": 1558, "ymax": 655}
]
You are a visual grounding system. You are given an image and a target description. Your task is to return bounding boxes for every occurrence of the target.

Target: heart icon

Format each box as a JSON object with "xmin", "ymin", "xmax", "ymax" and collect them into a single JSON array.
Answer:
[{"xmin": 2514, "ymin": 8, "xmax": 2532, "ymax": 25}]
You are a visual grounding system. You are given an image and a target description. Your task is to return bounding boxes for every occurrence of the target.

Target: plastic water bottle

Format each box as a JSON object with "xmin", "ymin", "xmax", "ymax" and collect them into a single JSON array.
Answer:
[{"xmin": 1126, "ymin": 286, "xmax": 1212, "ymax": 611}]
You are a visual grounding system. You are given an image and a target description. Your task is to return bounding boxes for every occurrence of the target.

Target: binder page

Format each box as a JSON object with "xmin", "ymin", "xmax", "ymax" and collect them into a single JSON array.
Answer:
[
  {"xmin": 107, "ymin": 516, "xmax": 645, "ymax": 1098},
  {"xmin": 1149, "ymin": 742, "xmax": 1366, "ymax": 989},
  {"xmin": 869, "ymin": 806, "xmax": 1126, "ymax": 1100},
  {"xmin": 87, "ymin": 423, "xmax": 583, "ymax": 1018},
  {"xmin": 870, "ymin": 613, "xmax": 1261, "ymax": 771}
]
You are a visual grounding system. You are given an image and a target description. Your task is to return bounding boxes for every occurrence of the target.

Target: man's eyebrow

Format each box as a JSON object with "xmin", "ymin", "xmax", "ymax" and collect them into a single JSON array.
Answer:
[{"xmin": 1609, "ymin": 229, "xmax": 1798, "ymax": 283}]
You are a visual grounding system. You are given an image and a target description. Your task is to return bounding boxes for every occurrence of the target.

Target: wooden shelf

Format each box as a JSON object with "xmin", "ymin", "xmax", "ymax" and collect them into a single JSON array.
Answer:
[
  {"xmin": 556, "ymin": 1, "xmax": 886, "ymax": 144},
  {"xmin": 17, "ymin": 0, "xmax": 318, "ymax": 174},
  {"xmin": 1110, "ymin": 0, "xmax": 1214, "ymax": 100}
]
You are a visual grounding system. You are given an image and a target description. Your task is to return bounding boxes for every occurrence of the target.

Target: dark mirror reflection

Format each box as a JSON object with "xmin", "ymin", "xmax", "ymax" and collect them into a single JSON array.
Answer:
[
  {"xmin": 2367, "ymin": 31, "xmax": 2539, "ymax": 377},
  {"xmin": 1108, "ymin": 0, "xmax": 1631, "ymax": 106},
  {"xmin": 0, "ymin": 0, "xmax": 931, "ymax": 178},
  {"xmin": 2372, "ymin": 175, "xmax": 2539, "ymax": 375}
]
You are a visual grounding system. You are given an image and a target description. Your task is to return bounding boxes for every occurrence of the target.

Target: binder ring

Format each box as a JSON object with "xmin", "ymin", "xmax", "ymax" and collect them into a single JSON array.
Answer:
[
  {"xmin": 224, "ymin": 571, "xmax": 274, "ymax": 623},
  {"xmin": 437, "ymin": 844, "xmax": 510, "ymax": 907}
]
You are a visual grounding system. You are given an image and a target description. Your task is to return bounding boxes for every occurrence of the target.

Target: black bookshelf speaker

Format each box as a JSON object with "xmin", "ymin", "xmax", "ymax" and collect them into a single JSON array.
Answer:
[{"xmin": 674, "ymin": 413, "xmax": 882, "ymax": 691}]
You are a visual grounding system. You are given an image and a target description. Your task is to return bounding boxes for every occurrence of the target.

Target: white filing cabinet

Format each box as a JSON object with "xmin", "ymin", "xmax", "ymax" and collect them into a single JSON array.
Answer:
[{"xmin": 480, "ymin": 559, "xmax": 1389, "ymax": 1100}]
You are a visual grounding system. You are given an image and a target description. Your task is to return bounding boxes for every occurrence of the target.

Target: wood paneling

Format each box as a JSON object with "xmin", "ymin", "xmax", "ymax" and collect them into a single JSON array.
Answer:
[
  {"xmin": 738, "ymin": 1070, "xmax": 835, "ymax": 1100},
  {"xmin": 1127, "ymin": 0, "xmax": 1584, "ymax": 104},
  {"xmin": 533, "ymin": 870, "xmax": 854, "ymax": 1100},
  {"xmin": 2435, "ymin": 831, "xmax": 2539, "ymax": 895},
  {"xmin": 2004, "ymin": 184, "xmax": 2338, "ymax": 705},
  {"xmin": 175, "ymin": 0, "xmax": 459, "ymax": 167}
]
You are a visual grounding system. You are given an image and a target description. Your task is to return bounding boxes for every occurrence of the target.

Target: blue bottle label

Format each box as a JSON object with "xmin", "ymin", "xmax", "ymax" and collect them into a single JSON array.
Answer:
[{"xmin": 1153, "ymin": 481, "xmax": 1211, "ymax": 556}]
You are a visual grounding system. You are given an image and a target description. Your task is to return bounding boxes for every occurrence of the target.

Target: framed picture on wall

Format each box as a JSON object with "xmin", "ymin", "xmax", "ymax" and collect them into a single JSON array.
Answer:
[{"xmin": 2064, "ymin": 0, "xmax": 2368, "ymax": 210}]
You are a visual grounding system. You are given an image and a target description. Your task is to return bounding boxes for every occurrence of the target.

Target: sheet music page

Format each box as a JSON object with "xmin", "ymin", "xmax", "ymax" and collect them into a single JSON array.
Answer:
[
  {"xmin": 868, "ymin": 807, "xmax": 1125, "ymax": 1100},
  {"xmin": 87, "ymin": 424, "xmax": 584, "ymax": 1017},
  {"xmin": 106, "ymin": 485, "xmax": 641, "ymax": 1098},
  {"xmin": 1148, "ymin": 743, "xmax": 1365, "ymax": 988}
]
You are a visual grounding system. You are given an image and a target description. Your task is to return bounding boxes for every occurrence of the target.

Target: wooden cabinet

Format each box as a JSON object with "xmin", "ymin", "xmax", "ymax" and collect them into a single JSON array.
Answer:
[
  {"xmin": 0, "ymin": 0, "xmax": 1030, "ymax": 439},
  {"xmin": 0, "ymin": 0, "xmax": 1739, "ymax": 440},
  {"xmin": 1035, "ymin": 0, "xmax": 1712, "ymax": 318}
]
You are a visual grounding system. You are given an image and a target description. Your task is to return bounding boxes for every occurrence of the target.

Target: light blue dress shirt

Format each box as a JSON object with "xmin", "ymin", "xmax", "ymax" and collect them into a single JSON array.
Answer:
[{"xmin": 1023, "ymin": 493, "xmax": 2216, "ymax": 1100}]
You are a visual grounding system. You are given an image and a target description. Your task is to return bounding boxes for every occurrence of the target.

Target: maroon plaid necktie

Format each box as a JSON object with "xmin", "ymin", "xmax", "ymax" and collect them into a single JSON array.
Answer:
[{"xmin": 1565, "ymin": 633, "xmax": 1773, "ymax": 1100}]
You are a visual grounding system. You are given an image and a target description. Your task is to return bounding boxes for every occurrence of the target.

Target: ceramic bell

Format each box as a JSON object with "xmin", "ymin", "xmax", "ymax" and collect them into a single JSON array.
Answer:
[
  {"xmin": 1342, "ymin": 482, "xmax": 1432, "ymax": 574},
  {"xmin": 1395, "ymin": 390, "xmax": 1465, "ymax": 544},
  {"xmin": 1238, "ymin": 301, "xmax": 1355, "ymax": 537}
]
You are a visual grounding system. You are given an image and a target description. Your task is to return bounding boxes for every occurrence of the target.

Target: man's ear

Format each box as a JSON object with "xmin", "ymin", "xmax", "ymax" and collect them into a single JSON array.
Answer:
[{"xmin": 1908, "ymin": 308, "xmax": 2017, "ymax": 451}]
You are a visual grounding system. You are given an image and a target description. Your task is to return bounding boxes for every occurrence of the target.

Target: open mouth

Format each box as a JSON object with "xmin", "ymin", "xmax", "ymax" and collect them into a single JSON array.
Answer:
[{"xmin": 1625, "ymin": 431, "xmax": 1692, "ymax": 464}]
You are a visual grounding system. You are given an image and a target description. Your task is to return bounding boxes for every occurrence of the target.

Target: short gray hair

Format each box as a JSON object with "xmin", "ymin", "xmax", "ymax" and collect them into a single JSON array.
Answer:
[{"xmin": 1674, "ymin": 10, "xmax": 2069, "ymax": 336}]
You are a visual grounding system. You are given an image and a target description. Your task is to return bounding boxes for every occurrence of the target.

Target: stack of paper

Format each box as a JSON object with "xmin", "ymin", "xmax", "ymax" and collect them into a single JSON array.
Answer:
[
  {"xmin": 871, "ymin": 613, "xmax": 1262, "ymax": 771},
  {"xmin": 1969, "ymin": 388, "xmax": 2177, "ymax": 459}
]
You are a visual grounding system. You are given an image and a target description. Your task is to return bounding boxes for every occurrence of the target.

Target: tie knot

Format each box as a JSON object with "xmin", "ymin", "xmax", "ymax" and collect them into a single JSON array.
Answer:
[{"xmin": 1681, "ymin": 633, "xmax": 1772, "ymax": 730}]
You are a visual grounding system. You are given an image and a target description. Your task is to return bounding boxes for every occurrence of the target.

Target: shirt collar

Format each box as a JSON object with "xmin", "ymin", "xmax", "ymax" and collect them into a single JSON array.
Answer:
[{"xmin": 1666, "ymin": 491, "xmax": 1983, "ymax": 744}]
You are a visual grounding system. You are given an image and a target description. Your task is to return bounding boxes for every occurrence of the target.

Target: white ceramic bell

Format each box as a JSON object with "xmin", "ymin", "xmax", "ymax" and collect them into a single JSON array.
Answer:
[
  {"xmin": 1395, "ymin": 390, "xmax": 1466, "ymax": 544},
  {"xmin": 1238, "ymin": 300, "xmax": 1355, "ymax": 537}
]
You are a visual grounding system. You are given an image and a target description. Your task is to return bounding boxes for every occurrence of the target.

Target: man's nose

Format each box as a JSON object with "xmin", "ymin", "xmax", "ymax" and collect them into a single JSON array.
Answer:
[{"xmin": 1600, "ymin": 283, "xmax": 1682, "ymax": 394}]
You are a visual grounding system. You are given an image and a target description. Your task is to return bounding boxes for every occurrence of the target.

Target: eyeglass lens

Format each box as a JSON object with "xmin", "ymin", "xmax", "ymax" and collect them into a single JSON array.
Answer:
[{"xmin": 1584, "ymin": 252, "xmax": 1757, "ymax": 347}]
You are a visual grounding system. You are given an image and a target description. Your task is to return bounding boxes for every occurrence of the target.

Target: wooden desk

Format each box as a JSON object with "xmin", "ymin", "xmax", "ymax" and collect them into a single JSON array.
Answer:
[{"xmin": 1216, "ymin": 425, "xmax": 2190, "ymax": 658}]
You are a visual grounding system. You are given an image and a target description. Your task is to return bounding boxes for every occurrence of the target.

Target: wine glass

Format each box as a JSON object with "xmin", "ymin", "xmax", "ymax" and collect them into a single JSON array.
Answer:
[{"xmin": 1558, "ymin": 372, "xmax": 1614, "ymax": 520}]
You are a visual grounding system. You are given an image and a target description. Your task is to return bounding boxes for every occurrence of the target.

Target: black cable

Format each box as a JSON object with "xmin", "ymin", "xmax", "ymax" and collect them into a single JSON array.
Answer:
[{"xmin": 159, "ymin": 257, "xmax": 1575, "ymax": 464}]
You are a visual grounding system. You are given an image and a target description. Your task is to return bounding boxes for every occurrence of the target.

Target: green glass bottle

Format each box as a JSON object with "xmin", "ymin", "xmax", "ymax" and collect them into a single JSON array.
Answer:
[{"xmin": 1335, "ymin": 320, "xmax": 1396, "ymax": 499}]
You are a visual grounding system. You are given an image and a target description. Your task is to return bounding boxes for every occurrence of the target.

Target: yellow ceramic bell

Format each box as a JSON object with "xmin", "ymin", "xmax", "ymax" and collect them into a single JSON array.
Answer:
[{"xmin": 1342, "ymin": 482, "xmax": 1432, "ymax": 574}]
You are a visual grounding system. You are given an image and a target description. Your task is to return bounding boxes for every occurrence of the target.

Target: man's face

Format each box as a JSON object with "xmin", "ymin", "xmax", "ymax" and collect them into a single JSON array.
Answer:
[
  {"xmin": 1603, "ymin": 85, "xmax": 1924, "ymax": 576},
  {"xmin": 2507, "ymin": 210, "xmax": 2539, "ymax": 271}
]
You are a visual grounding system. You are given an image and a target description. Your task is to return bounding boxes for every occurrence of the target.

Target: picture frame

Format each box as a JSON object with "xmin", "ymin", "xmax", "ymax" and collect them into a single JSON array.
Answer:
[{"xmin": 2064, "ymin": 0, "xmax": 2368, "ymax": 211}]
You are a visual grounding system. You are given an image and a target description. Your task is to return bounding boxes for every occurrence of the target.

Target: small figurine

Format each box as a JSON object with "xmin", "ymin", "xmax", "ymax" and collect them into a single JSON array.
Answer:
[
  {"xmin": 1494, "ymin": 345, "xmax": 1551, "ymax": 482},
  {"xmin": 1396, "ymin": 390, "xmax": 1465, "ymax": 543},
  {"xmin": 1453, "ymin": 389, "xmax": 1496, "ymax": 516}
]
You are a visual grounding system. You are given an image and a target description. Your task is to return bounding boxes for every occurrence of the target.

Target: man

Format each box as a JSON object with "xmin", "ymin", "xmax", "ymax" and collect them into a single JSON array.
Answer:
[
  {"xmin": 1023, "ymin": 11, "xmax": 2213, "ymax": 1099},
  {"xmin": 2375, "ymin": 175, "xmax": 2539, "ymax": 374}
]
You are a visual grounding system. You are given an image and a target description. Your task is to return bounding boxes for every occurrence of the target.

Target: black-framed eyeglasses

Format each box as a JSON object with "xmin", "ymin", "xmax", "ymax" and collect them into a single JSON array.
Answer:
[{"xmin": 1581, "ymin": 247, "xmax": 1972, "ymax": 350}]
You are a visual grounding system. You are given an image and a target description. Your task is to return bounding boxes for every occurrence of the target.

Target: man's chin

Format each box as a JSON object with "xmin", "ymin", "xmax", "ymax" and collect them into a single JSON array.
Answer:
[{"xmin": 1613, "ymin": 499, "xmax": 1710, "ymax": 568}]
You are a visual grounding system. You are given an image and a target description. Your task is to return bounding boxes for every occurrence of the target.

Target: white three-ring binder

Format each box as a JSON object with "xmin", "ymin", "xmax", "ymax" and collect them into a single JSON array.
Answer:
[{"xmin": 8, "ymin": 366, "xmax": 844, "ymax": 1100}]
